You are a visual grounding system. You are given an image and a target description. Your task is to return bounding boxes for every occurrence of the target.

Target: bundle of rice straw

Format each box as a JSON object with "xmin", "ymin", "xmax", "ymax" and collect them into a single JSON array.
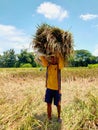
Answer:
[{"xmin": 32, "ymin": 23, "xmax": 74, "ymax": 64}]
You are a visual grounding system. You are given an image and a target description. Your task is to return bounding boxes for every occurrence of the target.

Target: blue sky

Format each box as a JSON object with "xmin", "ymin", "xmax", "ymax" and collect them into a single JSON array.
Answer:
[{"xmin": 0, "ymin": 0, "xmax": 98, "ymax": 56}]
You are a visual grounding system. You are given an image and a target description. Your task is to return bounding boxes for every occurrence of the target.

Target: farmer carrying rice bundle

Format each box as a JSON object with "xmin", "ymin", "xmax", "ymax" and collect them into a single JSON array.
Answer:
[{"xmin": 32, "ymin": 23, "xmax": 74, "ymax": 122}]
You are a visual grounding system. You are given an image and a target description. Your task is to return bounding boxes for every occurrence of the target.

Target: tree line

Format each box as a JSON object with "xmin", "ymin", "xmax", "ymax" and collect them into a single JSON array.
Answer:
[
  {"xmin": 69, "ymin": 50, "xmax": 98, "ymax": 67},
  {"xmin": 0, "ymin": 49, "xmax": 37, "ymax": 68},
  {"xmin": 0, "ymin": 49, "xmax": 98, "ymax": 68}
]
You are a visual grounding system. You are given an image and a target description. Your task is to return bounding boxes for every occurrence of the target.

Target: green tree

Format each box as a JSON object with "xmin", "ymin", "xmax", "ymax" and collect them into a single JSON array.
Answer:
[
  {"xmin": 0, "ymin": 49, "xmax": 16, "ymax": 67},
  {"xmin": 16, "ymin": 49, "xmax": 37, "ymax": 67},
  {"xmin": 69, "ymin": 49, "xmax": 96, "ymax": 67},
  {"xmin": 90, "ymin": 56, "xmax": 98, "ymax": 64}
]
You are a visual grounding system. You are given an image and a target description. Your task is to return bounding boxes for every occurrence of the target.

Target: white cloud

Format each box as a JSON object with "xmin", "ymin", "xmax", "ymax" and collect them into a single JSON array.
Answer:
[
  {"xmin": 93, "ymin": 44, "xmax": 98, "ymax": 56},
  {"xmin": 0, "ymin": 24, "xmax": 31, "ymax": 54},
  {"xmin": 37, "ymin": 2, "xmax": 68, "ymax": 21},
  {"xmin": 80, "ymin": 13, "xmax": 98, "ymax": 21}
]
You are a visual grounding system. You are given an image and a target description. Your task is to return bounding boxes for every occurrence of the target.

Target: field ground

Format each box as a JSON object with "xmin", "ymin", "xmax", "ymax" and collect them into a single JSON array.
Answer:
[{"xmin": 0, "ymin": 68, "xmax": 98, "ymax": 130}]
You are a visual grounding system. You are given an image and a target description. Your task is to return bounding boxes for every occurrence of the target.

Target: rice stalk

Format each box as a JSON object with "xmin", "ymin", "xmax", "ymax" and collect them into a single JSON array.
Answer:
[{"xmin": 32, "ymin": 23, "xmax": 74, "ymax": 64}]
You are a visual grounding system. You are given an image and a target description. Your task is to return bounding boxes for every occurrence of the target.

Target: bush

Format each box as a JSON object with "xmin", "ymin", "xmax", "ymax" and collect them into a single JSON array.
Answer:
[
  {"xmin": 20, "ymin": 63, "xmax": 32, "ymax": 68},
  {"xmin": 88, "ymin": 64, "xmax": 98, "ymax": 68}
]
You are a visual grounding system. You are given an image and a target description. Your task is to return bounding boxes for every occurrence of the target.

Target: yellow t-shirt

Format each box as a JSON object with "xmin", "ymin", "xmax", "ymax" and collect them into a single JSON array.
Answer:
[
  {"xmin": 39, "ymin": 54, "xmax": 64, "ymax": 69},
  {"xmin": 39, "ymin": 54, "xmax": 65, "ymax": 90},
  {"xmin": 47, "ymin": 64, "xmax": 58, "ymax": 90},
  {"xmin": 39, "ymin": 56, "xmax": 48, "ymax": 67}
]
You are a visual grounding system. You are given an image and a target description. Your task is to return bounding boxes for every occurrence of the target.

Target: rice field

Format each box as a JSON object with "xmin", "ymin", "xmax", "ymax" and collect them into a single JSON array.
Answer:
[{"xmin": 0, "ymin": 68, "xmax": 98, "ymax": 130}]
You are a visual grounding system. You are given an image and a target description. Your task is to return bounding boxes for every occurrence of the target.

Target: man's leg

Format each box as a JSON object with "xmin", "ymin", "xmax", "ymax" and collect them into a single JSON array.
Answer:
[
  {"xmin": 57, "ymin": 103, "xmax": 61, "ymax": 119},
  {"xmin": 45, "ymin": 89, "xmax": 52, "ymax": 120},
  {"xmin": 47, "ymin": 103, "xmax": 52, "ymax": 120},
  {"xmin": 57, "ymin": 102, "xmax": 62, "ymax": 123},
  {"xmin": 54, "ymin": 91, "xmax": 62, "ymax": 122}
]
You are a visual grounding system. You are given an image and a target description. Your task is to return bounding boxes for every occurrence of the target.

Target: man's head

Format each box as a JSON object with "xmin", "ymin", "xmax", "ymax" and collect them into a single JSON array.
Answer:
[{"xmin": 50, "ymin": 56, "xmax": 58, "ymax": 64}]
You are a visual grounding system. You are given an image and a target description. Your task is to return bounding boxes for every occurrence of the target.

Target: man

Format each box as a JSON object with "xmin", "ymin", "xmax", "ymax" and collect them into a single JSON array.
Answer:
[{"xmin": 39, "ymin": 53, "xmax": 64, "ymax": 122}]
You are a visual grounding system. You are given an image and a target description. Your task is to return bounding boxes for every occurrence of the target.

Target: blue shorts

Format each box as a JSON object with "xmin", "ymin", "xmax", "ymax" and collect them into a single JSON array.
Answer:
[{"xmin": 45, "ymin": 88, "xmax": 61, "ymax": 106}]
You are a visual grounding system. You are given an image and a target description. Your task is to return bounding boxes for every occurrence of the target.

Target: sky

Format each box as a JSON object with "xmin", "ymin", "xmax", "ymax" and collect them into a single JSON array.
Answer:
[{"xmin": 0, "ymin": 0, "xmax": 98, "ymax": 56}]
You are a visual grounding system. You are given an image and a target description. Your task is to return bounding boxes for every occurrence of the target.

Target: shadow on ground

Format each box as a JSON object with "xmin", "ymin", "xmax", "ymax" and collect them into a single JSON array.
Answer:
[{"xmin": 33, "ymin": 112, "xmax": 62, "ymax": 130}]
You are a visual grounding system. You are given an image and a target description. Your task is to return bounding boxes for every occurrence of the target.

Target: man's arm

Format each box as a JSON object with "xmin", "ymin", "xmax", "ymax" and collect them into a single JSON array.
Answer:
[
  {"xmin": 58, "ymin": 54, "xmax": 65, "ymax": 69},
  {"xmin": 39, "ymin": 56, "xmax": 48, "ymax": 67}
]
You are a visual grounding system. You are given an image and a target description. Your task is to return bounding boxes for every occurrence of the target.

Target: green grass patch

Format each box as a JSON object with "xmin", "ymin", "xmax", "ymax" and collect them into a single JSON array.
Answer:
[{"xmin": 88, "ymin": 64, "xmax": 98, "ymax": 68}]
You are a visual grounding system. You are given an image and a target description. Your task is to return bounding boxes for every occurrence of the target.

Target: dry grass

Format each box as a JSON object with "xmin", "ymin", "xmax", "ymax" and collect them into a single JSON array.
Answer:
[{"xmin": 0, "ymin": 68, "xmax": 98, "ymax": 130}]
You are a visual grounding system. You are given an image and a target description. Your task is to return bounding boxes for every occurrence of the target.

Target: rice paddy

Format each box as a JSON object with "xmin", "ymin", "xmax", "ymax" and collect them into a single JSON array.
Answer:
[{"xmin": 0, "ymin": 67, "xmax": 98, "ymax": 130}]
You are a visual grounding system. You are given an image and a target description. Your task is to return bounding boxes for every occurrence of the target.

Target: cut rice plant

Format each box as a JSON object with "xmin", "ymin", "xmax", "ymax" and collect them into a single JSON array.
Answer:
[
  {"xmin": 0, "ymin": 68, "xmax": 98, "ymax": 130},
  {"xmin": 62, "ymin": 91, "xmax": 98, "ymax": 130},
  {"xmin": 32, "ymin": 23, "xmax": 74, "ymax": 64}
]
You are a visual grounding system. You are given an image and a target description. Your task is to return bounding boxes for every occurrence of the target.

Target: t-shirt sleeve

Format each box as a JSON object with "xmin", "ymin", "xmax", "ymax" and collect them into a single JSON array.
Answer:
[
  {"xmin": 39, "ymin": 56, "xmax": 48, "ymax": 67},
  {"xmin": 58, "ymin": 54, "xmax": 65, "ymax": 69}
]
